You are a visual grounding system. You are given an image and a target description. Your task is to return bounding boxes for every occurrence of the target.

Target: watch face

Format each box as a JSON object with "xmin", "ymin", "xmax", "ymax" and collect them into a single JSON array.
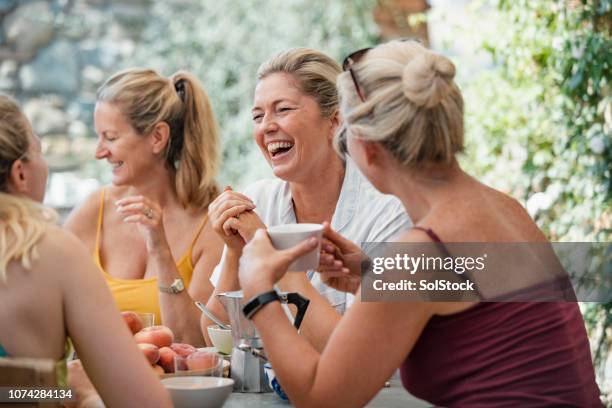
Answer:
[
  {"xmin": 174, "ymin": 279, "xmax": 185, "ymax": 291},
  {"xmin": 159, "ymin": 279, "xmax": 185, "ymax": 294}
]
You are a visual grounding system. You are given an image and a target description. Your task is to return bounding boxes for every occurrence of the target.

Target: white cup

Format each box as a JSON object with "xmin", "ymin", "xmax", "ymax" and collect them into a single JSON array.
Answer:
[{"xmin": 267, "ymin": 223, "xmax": 324, "ymax": 271}]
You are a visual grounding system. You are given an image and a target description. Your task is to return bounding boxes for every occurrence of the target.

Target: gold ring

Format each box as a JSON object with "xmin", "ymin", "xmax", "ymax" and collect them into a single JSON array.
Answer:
[{"xmin": 143, "ymin": 207, "xmax": 154, "ymax": 219}]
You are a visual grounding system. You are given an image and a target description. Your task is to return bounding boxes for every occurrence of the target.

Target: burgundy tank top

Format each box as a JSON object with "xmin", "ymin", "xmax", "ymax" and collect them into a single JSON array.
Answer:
[{"xmin": 401, "ymin": 228, "xmax": 602, "ymax": 407}]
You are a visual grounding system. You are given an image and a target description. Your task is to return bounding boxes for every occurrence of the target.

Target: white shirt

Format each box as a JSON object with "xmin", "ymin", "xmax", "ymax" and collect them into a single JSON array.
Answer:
[{"xmin": 211, "ymin": 157, "xmax": 412, "ymax": 313}]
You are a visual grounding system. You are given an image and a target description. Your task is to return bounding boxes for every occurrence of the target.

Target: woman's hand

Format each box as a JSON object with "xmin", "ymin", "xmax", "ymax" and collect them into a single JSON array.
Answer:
[
  {"xmin": 208, "ymin": 186, "xmax": 256, "ymax": 251},
  {"xmin": 239, "ymin": 229, "xmax": 318, "ymax": 296},
  {"xmin": 317, "ymin": 222, "xmax": 364, "ymax": 295},
  {"xmin": 223, "ymin": 208, "xmax": 266, "ymax": 243},
  {"xmin": 66, "ymin": 359, "xmax": 101, "ymax": 408},
  {"xmin": 115, "ymin": 195, "xmax": 169, "ymax": 253}
]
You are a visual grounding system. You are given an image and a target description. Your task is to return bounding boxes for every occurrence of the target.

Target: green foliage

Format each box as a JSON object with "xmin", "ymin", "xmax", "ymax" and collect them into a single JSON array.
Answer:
[
  {"xmin": 465, "ymin": 0, "xmax": 610, "ymax": 241},
  {"xmin": 463, "ymin": 0, "xmax": 611, "ymax": 393},
  {"xmin": 132, "ymin": 0, "xmax": 378, "ymax": 187}
]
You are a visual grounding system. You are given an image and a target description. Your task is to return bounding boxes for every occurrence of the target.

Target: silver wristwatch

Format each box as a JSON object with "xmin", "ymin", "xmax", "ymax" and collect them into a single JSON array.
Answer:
[{"xmin": 158, "ymin": 278, "xmax": 185, "ymax": 294}]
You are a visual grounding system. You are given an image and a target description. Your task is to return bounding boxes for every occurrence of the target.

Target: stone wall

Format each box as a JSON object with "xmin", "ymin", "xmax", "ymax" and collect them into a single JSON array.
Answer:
[{"xmin": 0, "ymin": 0, "xmax": 150, "ymax": 211}]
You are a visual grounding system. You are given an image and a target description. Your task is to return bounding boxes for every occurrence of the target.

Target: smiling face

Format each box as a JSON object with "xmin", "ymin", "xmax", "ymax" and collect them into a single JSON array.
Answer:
[
  {"xmin": 94, "ymin": 101, "xmax": 157, "ymax": 186},
  {"xmin": 252, "ymin": 73, "xmax": 337, "ymax": 183}
]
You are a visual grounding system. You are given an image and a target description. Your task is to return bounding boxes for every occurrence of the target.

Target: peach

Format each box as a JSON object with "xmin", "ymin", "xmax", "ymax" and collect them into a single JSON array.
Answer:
[
  {"xmin": 186, "ymin": 351, "xmax": 220, "ymax": 372},
  {"xmin": 158, "ymin": 347, "xmax": 176, "ymax": 373},
  {"xmin": 152, "ymin": 364, "xmax": 164, "ymax": 375},
  {"xmin": 138, "ymin": 343, "xmax": 160, "ymax": 365},
  {"xmin": 170, "ymin": 342, "xmax": 197, "ymax": 358},
  {"xmin": 121, "ymin": 311, "xmax": 143, "ymax": 334},
  {"xmin": 134, "ymin": 325, "xmax": 174, "ymax": 348}
]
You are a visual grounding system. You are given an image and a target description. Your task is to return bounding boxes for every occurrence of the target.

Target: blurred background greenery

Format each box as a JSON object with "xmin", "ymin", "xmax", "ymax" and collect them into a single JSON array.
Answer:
[{"xmin": 1, "ymin": 0, "xmax": 610, "ymax": 400}]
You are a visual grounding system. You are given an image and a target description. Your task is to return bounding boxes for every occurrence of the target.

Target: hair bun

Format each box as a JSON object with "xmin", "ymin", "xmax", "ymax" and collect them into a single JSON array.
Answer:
[
  {"xmin": 402, "ymin": 51, "xmax": 456, "ymax": 109},
  {"xmin": 433, "ymin": 55, "xmax": 455, "ymax": 78}
]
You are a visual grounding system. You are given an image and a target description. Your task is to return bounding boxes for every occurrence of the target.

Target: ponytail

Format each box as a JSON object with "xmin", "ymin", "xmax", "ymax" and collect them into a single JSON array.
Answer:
[{"xmin": 170, "ymin": 72, "xmax": 220, "ymax": 209}]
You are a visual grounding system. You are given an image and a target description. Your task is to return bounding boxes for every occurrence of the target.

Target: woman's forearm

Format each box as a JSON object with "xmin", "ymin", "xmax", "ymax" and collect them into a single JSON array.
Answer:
[
  {"xmin": 249, "ymin": 297, "xmax": 325, "ymax": 407},
  {"xmin": 149, "ymin": 248, "xmax": 205, "ymax": 345},
  {"xmin": 214, "ymin": 248, "xmax": 242, "ymax": 294},
  {"xmin": 277, "ymin": 273, "xmax": 341, "ymax": 352},
  {"xmin": 159, "ymin": 291, "xmax": 204, "ymax": 345}
]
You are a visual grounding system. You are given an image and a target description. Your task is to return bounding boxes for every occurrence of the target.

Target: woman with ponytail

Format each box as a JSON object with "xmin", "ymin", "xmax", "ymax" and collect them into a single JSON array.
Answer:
[
  {"xmin": 65, "ymin": 69, "xmax": 224, "ymax": 345},
  {"xmin": 0, "ymin": 94, "xmax": 171, "ymax": 407}
]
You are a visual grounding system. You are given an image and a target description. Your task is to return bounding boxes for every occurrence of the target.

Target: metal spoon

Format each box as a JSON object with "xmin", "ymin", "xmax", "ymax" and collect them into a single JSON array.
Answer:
[{"xmin": 195, "ymin": 301, "xmax": 231, "ymax": 330}]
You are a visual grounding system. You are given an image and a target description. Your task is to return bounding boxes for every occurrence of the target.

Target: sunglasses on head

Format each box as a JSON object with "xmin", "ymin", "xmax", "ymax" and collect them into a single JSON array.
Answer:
[
  {"xmin": 342, "ymin": 38, "xmax": 424, "ymax": 103},
  {"xmin": 342, "ymin": 47, "xmax": 371, "ymax": 103}
]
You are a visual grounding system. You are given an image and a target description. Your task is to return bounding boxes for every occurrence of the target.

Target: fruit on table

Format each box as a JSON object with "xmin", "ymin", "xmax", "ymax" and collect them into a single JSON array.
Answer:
[
  {"xmin": 186, "ymin": 351, "xmax": 220, "ymax": 371},
  {"xmin": 170, "ymin": 342, "xmax": 197, "ymax": 358},
  {"xmin": 121, "ymin": 311, "xmax": 143, "ymax": 334},
  {"xmin": 134, "ymin": 326, "xmax": 174, "ymax": 348},
  {"xmin": 138, "ymin": 343, "xmax": 160, "ymax": 365},
  {"xmin": 158, "ymin": 347, "xmax": 176, "ymax": 373},
  {"xmin": 128, "ymin": 323, "xmax": 215, "ymax": 375}
]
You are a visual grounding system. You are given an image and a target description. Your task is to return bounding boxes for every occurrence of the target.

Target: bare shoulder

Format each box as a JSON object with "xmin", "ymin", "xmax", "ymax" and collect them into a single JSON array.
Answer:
[
  {"xmin": 40, "ymin": 226, "xmax": 91, "ymax": 261},
  {"xmin": 34, "ymin": 226, "xmax": 96, "ymax": 282},
  {"xmin": 422, "ymin": 184, "xmax": 547, "ymax": 242},
  {"xmin": 63, "ymin": 186, "xmax": 129, "ymax": 241},
  {"xmin": 479, "ymin": 186, "xmax": 548, "ymax": 241},
  {"xmin": 63, "ymin": 188, "xmax": 104, "ymax": 239},
  {"xmin": 483, "ymin": 185, "xmax": 527, "ymax": 214}
]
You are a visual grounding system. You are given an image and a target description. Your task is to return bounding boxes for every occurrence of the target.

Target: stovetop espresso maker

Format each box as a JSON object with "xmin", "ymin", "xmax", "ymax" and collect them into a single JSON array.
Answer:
[{"xmin": 217, "ymin": 290, "xmax": 309, "ymax": 393}]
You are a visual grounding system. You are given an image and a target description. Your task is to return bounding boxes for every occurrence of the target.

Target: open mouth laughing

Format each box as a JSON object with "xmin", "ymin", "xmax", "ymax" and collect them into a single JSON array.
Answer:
[
  {"xmin": 110, "ymin": 161, "xmax": 124, "ymax": 171},
  {"xmin": 267, "ymin": 141, "xmax": 294, "ymax": 158}
]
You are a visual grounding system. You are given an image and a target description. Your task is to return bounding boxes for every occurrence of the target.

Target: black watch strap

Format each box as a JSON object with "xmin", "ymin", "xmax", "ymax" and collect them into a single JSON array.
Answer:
[{"xmin": 243, "ymin": 290, "xmax": 280, "ymax": 320}]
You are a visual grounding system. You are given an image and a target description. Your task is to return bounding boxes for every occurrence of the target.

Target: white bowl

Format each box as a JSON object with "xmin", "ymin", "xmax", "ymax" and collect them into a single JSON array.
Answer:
[
  {"xmin": 161, "ymin": 376, "xmax": 234, "ymax": 408},
  {"xmin": 207, "ymin": 325, "xmax": 233, "ymax": 355}
]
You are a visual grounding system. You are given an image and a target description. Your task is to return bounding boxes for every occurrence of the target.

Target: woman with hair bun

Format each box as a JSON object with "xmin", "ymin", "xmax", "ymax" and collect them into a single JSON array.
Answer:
[
  {"xmin": 235, "ymin": 41, "xmax": 602, "ymax": 406},
  {"xmin": 66, "ymin": 68, "xmax": 224, "ymax": 345}
]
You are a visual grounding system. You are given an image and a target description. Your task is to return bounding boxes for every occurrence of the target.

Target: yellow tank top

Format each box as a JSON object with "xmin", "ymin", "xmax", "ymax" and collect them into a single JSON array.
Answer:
[{"xmin": 93, "ymin": 189, "xmax": 207, "ymax": 325}]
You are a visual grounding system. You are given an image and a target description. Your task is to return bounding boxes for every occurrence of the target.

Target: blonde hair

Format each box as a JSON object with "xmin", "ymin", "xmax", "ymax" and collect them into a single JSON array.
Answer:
[
  {"xmin": 336, "ymin": 40, "xmax": 464, "ymax": 165},
  {"xmin": 257, "ymin": 48, "xmax": 341, "ymax": 117},
  {"xmin": 0, "ymin": 95, "xmax": 30, "ymax": 193},
  {"xmin": 97, "ymin": 68, "xmax": 220, "ymax": 209},
  {"xmin": 0, "ymin": 95, "xmax": 55, "ymax": 282}
]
